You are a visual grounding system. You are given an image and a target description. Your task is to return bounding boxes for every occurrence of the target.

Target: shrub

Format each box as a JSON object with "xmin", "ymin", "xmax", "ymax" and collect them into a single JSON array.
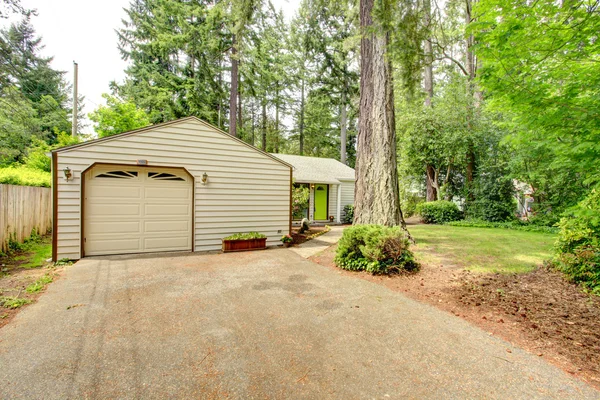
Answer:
[
  {"xmin": 554, "ymin": 188, "xmax": 600, "ymax": 293},
  {"xmin": 401, "ymin": 194, "xmax": 424, "ymax": 218},
  {"xmin": 292, "ymin": 185, "xmax": 309, "ymax": 220},
  {"xmin": 342, "ymin": 204, "xmax": 354, "ymax": 224},
  {"xmin": 334, "ymin": 225, "xmax": 418, "ymax": 274},
  {"xmin": 416, "ymin": 201, "xmax": 462, "ymax": 224},
  {"xmin": 0, "ymin": 165, "xmax": 51, "ymax": 187},
  {"xmin": 223, "ymin": 232, "xmax": 266, "ymax": 240}
]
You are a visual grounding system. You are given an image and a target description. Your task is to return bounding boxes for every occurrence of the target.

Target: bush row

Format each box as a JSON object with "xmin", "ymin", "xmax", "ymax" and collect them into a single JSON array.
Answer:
[
  {"xmin": 0, "ymin": 165, "xmax": 51, "ymax": 187},
  {"xmin": 446, "ymin": 219, "xmax": 558, "ymax": 234},
  {"xmin": 334, "ymin": 225, "xmax": 418, "ymax": 274},
  {"xmin": 415, "ymin": 201, "xmax": 462, "ymax": 224}
]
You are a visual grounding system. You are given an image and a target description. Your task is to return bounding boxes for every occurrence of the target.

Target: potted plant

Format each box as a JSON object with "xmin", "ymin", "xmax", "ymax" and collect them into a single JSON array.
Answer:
[
  {"xmin": 280, "ymin": 234, "xmax": 293, "ymax": 247},
  {"xmin": 222, "ymin": 232, "xmax": 267, "ymax": 252}
]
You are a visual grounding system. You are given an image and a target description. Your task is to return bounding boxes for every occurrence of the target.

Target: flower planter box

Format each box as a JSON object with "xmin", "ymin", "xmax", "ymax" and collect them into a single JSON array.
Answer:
[{"xmin": 222, "ymin": 238, "xmax": 267, "ymax": 253}]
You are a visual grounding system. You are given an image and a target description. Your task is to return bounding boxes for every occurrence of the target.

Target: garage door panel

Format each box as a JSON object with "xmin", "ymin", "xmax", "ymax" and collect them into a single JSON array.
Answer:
[
  {"xmin": 144, "ymin": 220, "xmax": 190, "ymax": 233},
  {"xmin": 85, "ymin": 238, "xmax": 142, "ymax": 255},
  {"xmin": 144, "ymin": 236, "xmax": 191, "ymax": 251},
  {"xmin": 87, "ymin": 185, "xmax": 142, "ymax": 199},
  {"xmin": 145, "ymin": 187, "xmax": 191, "ymax": 200},
  {"xmin": 87, "ymin": 203, "xmax": 142, "ymax": 217},
  {"xmin": 84, "ymin": 165, "xmax": 193, "ymax": 256},
  {"xmin": 145, "ymin": 204, "xmax": 190, "ymax": 216},
  {"xmin": 87, "ymin": 221, "xmax": 142, "ymax": 235}
]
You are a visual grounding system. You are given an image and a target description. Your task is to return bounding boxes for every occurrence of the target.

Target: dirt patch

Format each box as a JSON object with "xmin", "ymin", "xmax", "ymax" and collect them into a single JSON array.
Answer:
[
  {"xmin": 309, "ymin": 245, "xmax": 600, "ymax": 389},
  {"xmin": 0, "ymin": 237, "xmax": 63, "ymax": 329},
  {"xmin": 291, "ymin": 226, "xmax": 330, "ymax": 246}
]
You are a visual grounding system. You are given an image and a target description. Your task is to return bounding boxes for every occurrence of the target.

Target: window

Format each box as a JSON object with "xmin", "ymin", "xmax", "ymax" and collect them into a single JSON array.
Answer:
[
  {"xmin": 148, "ymin": 172, "xmax": 185, "ymax": 181},
  {"xmin": 95, "ymin": 171, "xmax": 138, "ymax": 179}
]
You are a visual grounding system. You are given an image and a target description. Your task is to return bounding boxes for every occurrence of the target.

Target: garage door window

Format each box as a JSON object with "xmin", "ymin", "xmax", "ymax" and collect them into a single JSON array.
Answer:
[
  {"xmin": 148, "ymin": 172, "xmax": 185, "ymax": 181},
  {"xmin": 95, "ymin": 171, "xmax": 139, "ymax": 179}
]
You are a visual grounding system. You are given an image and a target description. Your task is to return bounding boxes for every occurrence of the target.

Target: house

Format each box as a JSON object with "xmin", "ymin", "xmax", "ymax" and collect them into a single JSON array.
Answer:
[
  {"xmin": 51, "ymin": 117, "xmax": 292, "ymax": 261},
  {"xmin": 271, "ymin": 154, "xmax": 355, "ymax": 224}
]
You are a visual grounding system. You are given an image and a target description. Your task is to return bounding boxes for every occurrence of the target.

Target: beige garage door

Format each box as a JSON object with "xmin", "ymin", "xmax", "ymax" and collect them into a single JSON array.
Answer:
[{"xmin": 84, "ymin": 165, "xmax": 193, "ymax": 256}]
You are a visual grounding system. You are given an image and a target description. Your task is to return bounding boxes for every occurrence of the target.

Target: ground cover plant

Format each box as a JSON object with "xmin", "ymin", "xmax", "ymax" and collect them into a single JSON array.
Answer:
[{"xmin": 334, "ymin": 225, "xmax": 418, "ymax": 274}]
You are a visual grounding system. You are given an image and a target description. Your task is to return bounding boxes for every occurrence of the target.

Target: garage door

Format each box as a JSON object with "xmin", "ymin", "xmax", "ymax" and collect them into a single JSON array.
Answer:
[{"xmin": 84, "ymin": 165, "xmax": 193, "ymax": 256}]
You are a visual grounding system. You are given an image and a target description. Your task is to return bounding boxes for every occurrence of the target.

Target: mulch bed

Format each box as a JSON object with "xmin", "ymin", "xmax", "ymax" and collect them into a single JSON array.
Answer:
[
  {"xmin": 309, "ymin": 245, "xmax": 600, "ymax": 389},
  {"xmin": 290, "ymin": 226, "xmax": 329, "ymax": 246}
]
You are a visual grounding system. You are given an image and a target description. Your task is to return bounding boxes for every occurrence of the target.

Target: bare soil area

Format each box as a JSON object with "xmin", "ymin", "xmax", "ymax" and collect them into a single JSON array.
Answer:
[
  {"xmin": 309, "ymin": 244, "xmax": 600, "ymax": 389},
  {"xmin": 0, "ymin": 237, "xmax": 62, "ymax": 329}
]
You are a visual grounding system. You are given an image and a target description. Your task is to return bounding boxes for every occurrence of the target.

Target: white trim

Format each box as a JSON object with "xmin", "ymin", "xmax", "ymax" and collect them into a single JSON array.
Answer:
[{"xmin": 336, "ymin": 184, "xmax": 342, "ymax": 223}]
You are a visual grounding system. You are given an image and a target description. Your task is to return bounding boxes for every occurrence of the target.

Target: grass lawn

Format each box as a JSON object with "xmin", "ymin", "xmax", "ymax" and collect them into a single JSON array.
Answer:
[{"xmin": 408, "ymin": 224, "xmax": 556, "ymax": 273}]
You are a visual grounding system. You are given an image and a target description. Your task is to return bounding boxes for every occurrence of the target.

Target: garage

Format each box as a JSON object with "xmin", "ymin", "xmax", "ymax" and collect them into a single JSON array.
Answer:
[
  {"xmin": 51, "ymin": 117, "xmax": 292, "ymax": 261},
  {"xmin": 83, "ymin": 165, "xmax": 193, "ymax": 256}
]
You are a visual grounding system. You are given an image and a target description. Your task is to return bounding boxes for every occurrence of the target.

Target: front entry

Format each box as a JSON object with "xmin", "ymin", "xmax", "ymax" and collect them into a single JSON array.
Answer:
[{"xmin": 314, "ymin": 184, "xmax": 328, "ymax": 220}]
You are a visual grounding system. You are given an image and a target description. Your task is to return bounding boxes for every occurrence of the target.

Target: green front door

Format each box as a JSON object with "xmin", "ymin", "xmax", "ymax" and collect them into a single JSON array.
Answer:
[{"xmin": 314, "ymin": 184, "xmax": 328, "ymax": 220}]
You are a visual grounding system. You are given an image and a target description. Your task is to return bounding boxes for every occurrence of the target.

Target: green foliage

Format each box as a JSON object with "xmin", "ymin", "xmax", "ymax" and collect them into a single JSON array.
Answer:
[
  {"xmin": 25, "ymin": 274, "xmax": 53, "ymax": 293},
  {"xmin": 554, "ymin": 189, "xmax": 600, "ymax": 293},
  {"xmin": 416, "ymin": 201, "xmax": 462, "ymax": 224},
  {"xmin": 292, "ymin": 184, "xmax": 309, "ymax": 220},
  {"xmin": 401, "ymin": 193, "xmax": 423, "ymax": 218},
  {"xmin": 223, "ymin": 232, "xmax": 266, "ymax": 241},
  {"xmin": 280, "ymin": 234, "xmax": 293, "ymax": 243},
  {"xmin": 334, "ymin": 225, "xmax": 418, "ymax": 274},
  {"xmin": 446, "ymin": 219, "xmax": 558, "ymax": 234},
  {"xmin": 88, "ymin": 94, "xmax": 150, "ymax": 138},
  {"xmin": 0, "ymin": 296, "xmax": 31, "ymax": 309},
  {"xmin": 0, "ymin": 164, "xmax": 50, "ymax": 187},
  {"xmin": 473, "ymin": 0, "xmax": 600, "ymax": 188},
  {"xmin": 24, "ymin": 131, "xmax": 80, "ymax": 172},
  {"xmin": 342, "ymin": 204, "xmax": 354, "ymax": 224}
]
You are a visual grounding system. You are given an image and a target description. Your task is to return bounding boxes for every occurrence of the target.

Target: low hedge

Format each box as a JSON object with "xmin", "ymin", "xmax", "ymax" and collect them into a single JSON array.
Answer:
[
  {"xmin": 334, "ymin": 225, "xmax": 418, "ymax": 274},
  {"xmin": 0, "ymin": 165, "xmax": 51, "ymax": 188},
  {"xmin": 416, "ymin": 200, "xmax": 462, "ymax": 224},
  {"xmin": 446, "ymin": 219, "xmax": 559, "ymax": 234}
]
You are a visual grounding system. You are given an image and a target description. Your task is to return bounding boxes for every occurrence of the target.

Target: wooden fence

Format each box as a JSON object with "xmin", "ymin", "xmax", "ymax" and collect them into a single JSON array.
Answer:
[{"xmin": 0, "ymin": 184, "xmax": 52, "ymax": 252}]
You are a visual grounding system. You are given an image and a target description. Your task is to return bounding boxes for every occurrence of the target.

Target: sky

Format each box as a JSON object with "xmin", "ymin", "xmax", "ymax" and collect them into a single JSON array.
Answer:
[{"xmin": 3, "ymin": 0, "xmax": 299, "ymax": 133}]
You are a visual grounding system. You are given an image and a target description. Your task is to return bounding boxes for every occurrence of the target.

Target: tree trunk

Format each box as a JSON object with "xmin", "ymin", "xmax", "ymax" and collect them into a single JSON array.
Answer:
[
  {"xmin": 237, "ymin": 67, "xmax": 242, "ymax": 136},
  {"xmin": 340, "ymin": 87, "xmax": 348, "ymax": 164},
  {"xmin": 423, "ymin": 0, "xmax": 434, "ymax": 107},
  {"xmin": 229, "ymin": 34, "xmax": 238, "ymax": 137},
  {"xmin": 299, "ymin": 78, "xmax": 305, "ymax": 155},
  {"xmin": 426, "ymin": 164, "xmax": 437, "ymax": 201},
  {"xmin": 465, "ymin": 0, "xmax": 477, "ymax": 199},
  {"xmin": 261, "ymin": 101, "xmax": 267, "ymax": 151},
  {"xmin": 355, "ymin": 0, "xmax": 409, "ymax": 235}
]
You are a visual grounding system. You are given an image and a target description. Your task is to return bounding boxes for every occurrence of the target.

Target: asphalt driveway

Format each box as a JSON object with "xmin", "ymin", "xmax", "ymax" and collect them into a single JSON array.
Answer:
[{"xmin": 0, "ymin": 249, "xmax": 598, "ymax": 399}]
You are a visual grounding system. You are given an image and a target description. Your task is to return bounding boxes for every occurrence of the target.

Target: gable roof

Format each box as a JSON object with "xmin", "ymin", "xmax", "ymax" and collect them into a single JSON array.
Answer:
[
  {"xmin": 52, "ymin": 116, "xmax": 292, "ymax": 169},
  {"xmin": 271, "ymin": 154, "xmax": 355, "ymax": 184}
]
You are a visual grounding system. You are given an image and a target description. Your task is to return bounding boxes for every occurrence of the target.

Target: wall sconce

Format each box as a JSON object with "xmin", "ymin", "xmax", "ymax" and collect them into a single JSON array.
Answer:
[
  {"xmin": 310, "ymin": 183, "xmax": 315, "ymax": 189},
  {"xmin": 201, "ymin": 172, "xmax": 208, "ymax": 186},
  {"xmin": 63, "ymin": 167, "xmax": 73, "ymax": 181}
]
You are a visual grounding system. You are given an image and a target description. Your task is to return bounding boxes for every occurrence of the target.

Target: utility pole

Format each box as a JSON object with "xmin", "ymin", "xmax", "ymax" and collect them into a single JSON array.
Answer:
[{"xmin": 72, "ymin": 61, "xmax": 78, "ymax": 137}]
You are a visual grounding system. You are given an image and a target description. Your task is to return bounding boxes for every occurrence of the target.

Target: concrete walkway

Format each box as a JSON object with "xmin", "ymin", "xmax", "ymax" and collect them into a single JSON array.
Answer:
[
  {"xmin": 0, "ymin": 249, "xmax": 598, "ymax": 399},
  {"xmin": 289, "ymin": 225, "xmax": 345, "ymax": 258}
]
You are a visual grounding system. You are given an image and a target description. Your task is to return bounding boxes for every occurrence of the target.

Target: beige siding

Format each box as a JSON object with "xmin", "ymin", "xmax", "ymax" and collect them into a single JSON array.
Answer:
[
  {"xmin": 55, "ymin": 119, "xmax": 291, "ymax": 260},
  {"xmin": 328, "ymin": 184, "xmax": 338, "ymax": 221},
  {"xmin": 340, "ymin": 180, "xmax": 355, "ymax": 220}
]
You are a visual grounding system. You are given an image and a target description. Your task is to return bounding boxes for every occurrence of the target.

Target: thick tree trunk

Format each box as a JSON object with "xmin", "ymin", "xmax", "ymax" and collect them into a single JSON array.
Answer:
[
  {"xmin": 261, "ymin": 101, "xmax": 267, "ymax": 151},
  {"xmin": 340, "ymin": 88, "xmax": 348, "ymax": 164},
  {"xmin": 229, "ymin": 34, "xmax": 238, "ymax": 137},
  {"xmin": 423, "ymin": 0, "xmax": 434, "ymax": 107},
  {"xmin": 354, "ymin": 0, "xmax": 409, "ymax": 235},
  {"xmin": 299, "ymin": 78, "xmax": 305, "ymax": 155}
]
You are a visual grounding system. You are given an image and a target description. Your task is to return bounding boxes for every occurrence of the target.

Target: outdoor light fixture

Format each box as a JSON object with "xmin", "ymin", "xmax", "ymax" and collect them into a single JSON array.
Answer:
[
  {"xmin": 63, "ymin": 167, "xmax": 73, "ymax": 181},
  {"xmin": 202, "ymin": 172, "xmax": 208, "ymax": 185},
  {"xmin": 310, "ymin": 183, "xmax": 315, "ymax": 189}
]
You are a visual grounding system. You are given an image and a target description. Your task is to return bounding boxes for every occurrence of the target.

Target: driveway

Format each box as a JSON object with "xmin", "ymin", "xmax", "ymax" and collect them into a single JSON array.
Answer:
[{"xmin": 0, "ymin": 249, "xmax": 597, "ymax": 399}]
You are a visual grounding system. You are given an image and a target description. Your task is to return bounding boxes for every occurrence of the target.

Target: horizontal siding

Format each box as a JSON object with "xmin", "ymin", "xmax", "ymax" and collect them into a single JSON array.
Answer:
[
  {"xmin": 55, "ymin": 119, "xmax": 291, "ymax": 260},
  {"xmin": 328, "ymin": 185, "xmax": 338, "ymax": 222},
  {"xmin": 340, "ymin": 181, "xmax": 355, "ymax": 220}
]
